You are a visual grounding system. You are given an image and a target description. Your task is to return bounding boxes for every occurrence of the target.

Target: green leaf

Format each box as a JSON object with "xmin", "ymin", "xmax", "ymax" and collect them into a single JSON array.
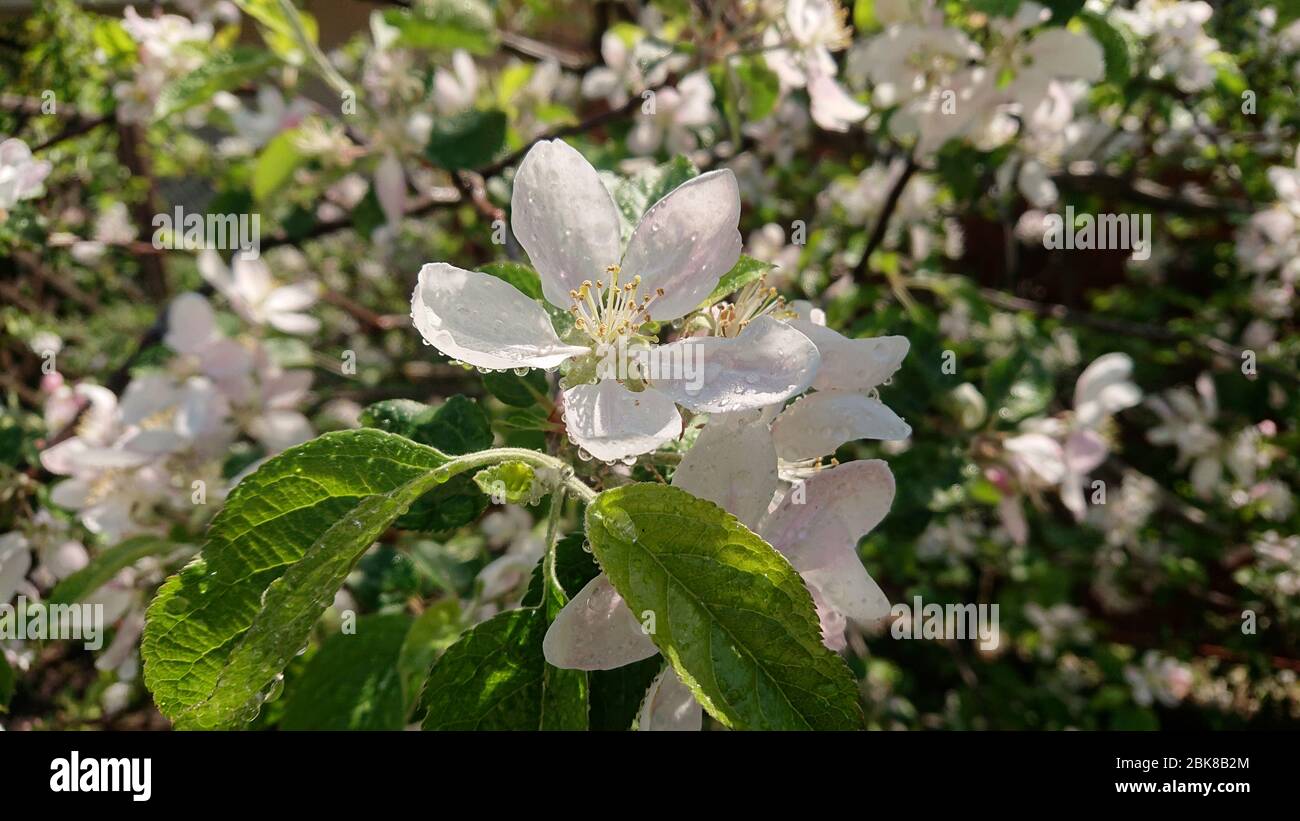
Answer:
[
  {"xmin": 252, "ymin": 128, "xmax": 306, "ymax": 203},
  {"xmin": 734, "ymin": 56, "xmax": 780, "ymax": 121},
  {"xmin": 92, "ymin": 19, "xmax": 138, "ymax": 65},
  {"xmin": 280, "ymin": 613, "xmax": 412, "ymax": 730},
  {"xmin": 701, "ymin": 255, "xmax": 775, "ymax": 307},
  {"xmin": 49, "ymin": 535, "xmax": 179, "ymax": 606},
  {"xmin": 477, "ymin": 261, "xmax": 542, "ymax": 300},
  {"xmin": 424, "ymin": 109, "xmax": 507, "ymax": 171},
  {"xmin": 474, "ymin": 461, "xmax": 540, "ymax": 504},
  {"xmin": 234, "ymin": 0, "xmax": 319, "ymax": 64},
  {"xmin": 420, "ymin": 607, "xmax": 586, "ymax": 729},
  {"xmin": 1042, "ymin": 0, "xmax": 1087, "ymax": 24},
  {"xmin": 585, "ymin": 483, "xmax": 863, "ymax": 730},
  {"xmin": 155, "ymin": 48, "xmax": 275, "ymax": 120},
  {"xmin": 853, "ymin": 0, "xmax": 878, "ymax": 31},
  {"xmin": 482, "ymin": 367, "xmax": 548, "ymax": 407},
  {"xmin": 382, "ymin": 1, "xmax": 497, "ymax": 55},
  {"xmin": 142, "ymin": 430, "xmax": 450, "ymax": 729},
  {"xmin": 398, "ymin": 599, "xmax": 463, "ymax": 706},
  {"xmin": 609, "ymin": 156, "xmax": 700, "ymax": 244},
  {"xmin": 1079, "ymin": 12, "xmax": 1131, "ymax": 85},
  {"xmin": 359, "ymin": 395, "xmax": 493, "ymax": 454},
  {"xmin": 395, "ymin": 474, "xmax": 488, "ymax": 533}
]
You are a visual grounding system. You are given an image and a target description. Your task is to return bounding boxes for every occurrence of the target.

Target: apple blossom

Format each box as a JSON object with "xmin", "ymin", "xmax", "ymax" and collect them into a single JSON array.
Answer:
[{"xmin": 410, "ymin": 138, "xmax": 821, "ymax": 462}]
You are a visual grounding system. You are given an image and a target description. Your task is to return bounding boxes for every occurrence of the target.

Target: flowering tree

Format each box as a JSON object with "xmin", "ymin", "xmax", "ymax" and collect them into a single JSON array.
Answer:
[{"xmin": 0, "ymin": 0, "xmax": 1297, "ymax": 731}]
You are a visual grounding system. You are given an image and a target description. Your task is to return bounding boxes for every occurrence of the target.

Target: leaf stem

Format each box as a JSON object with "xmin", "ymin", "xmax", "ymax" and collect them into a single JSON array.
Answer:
[{"xmin": 428, "ymin": 448, "xmax": 597, "ymax": 504}]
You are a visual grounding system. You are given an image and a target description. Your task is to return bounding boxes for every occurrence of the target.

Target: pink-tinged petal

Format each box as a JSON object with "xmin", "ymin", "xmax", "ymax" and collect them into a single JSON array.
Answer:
[
  {"xmin": 772, "ymin": 392, "xmax": 911, "ymax": 462},
  {"xmin": 1064, "ymin": 429, "xmax": 1108, "ymax": 475},
  {"xmin": 510, "ymin": 139, "xmax": 623, "ymax": 308},
  {"xmin": 621, "ymin": 169, "xmax": 742, "ymax": 321},
  {"xmin": 788, "ymin": 321, "xmax": 909, "ymax": 393},
  {"xmin": 374, "ymin": 151, "xmax": 407, "ymax": 227},
  {"xmin": 759, "ymin": 460, "xmax": 895, "ymax": 572},
  {"xmin": 638, "ymin": 667, "xmax": 703, "ymax": 731},
  {"xmin": 670, "ymin": 409, "xmax": 778, "ymax": 531},
  {"xmin": 808, "ymin": 73, "xmax": 869, "ymax": 132},
  {"xmin": 998, "ymin": 495, "xmax": 1029, "ymax": 545},
  {"xmin": 1073, "ymin": 352, "xmax": 1140, "ymax": 428},
  {"xmin": 202, "ymin": 340, "xmax": 254, "ymax": 381},
  {"xmin": 806, "ymin": 580, "xmax": 850, "ymax": 648},
  {"xmin": 262, "ymin": 369, "xmax": 313, "ymax": 409},
  {"xmin": 40, "ymin": 539, "xmax": 89, "ymax": 580},
  {"xmin": 543, "ymin": 574, "xmax": 658, "ymax": 670},
  {"xmin": 249, "ymin": 409, "xmax": 314, "ymax": 453},
  {"xmin": 1004, "ymin": 433, "xmax": 1066, "ymax": 486},
  {"xmin": 411, "ymin": 262, "xmax": 587, "ymax": 370},
  {"xmin": 164, "ymin": 292, "xmax": 219, "ymax": 354},
  {"xmin": 650, "ymin": 316, "xmax": 819, "ymax": 413},
  {"xmin": 0, "ymin": 532, "xmax": 32, "ymax": 605},
  {"xmin": 561, "ymin": 382, "xmax": 682, "ymax": 462}
]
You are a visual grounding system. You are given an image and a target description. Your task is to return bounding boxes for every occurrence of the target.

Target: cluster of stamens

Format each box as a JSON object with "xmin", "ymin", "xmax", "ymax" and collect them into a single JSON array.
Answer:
[
  {"xmin": 716, "ymin": 275, "xmax": 791, "ymax": 337},
  {"xmin": 568, "ymin": 265, "xmax": 663, "ymax": 346}
]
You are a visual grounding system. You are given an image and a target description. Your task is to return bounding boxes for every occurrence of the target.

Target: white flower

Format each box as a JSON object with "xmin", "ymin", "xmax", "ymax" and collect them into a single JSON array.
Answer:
[
  {"xmin": 0, "ymin": 137, "xmax": 52, "ymax": 218},
  {"xmin": 410, "ymin": 138, "xmax": 821, "ymax": 462},
  {"xmin": 581, "ymin": 27, "xmax": 683, "ymax": 108},
  {"xmin": 433, "ymin": 50, "xmax": 480, "ymax": 115},
  {"xmin": 1113, "ymin": 0, "xmax": 1219, "ymax": 92},
  {"xmin": 626, "ymin": 71, "xmax": 716, "ymax": 156},
  {"xmin": 1124, "ymin": 650, "xmax": 1193, "ymax": 707},
  {"xmin": 850, "ymin": 23, "xmax": 984, "ymax": 155},
  {"xmin": 198, "ymin": 250, "xmax": 321, "ymax": 335},
  {"xmin": 1146, "ymin": 373, "xmax": 1224, "ymax": 498},
  {"xmin": 217, "ymin": 86, "xmax": 312, "ymax": 154},
  {"xmin": 540, "ymin": 305, "xmax": 910, "ymax": 728},
  {"xmin": 763, "ymin": 0, "xmax": 868, "ymax": 132}
]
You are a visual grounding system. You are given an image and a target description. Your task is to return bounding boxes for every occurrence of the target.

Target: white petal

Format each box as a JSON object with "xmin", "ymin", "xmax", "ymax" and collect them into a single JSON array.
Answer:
[
  {"xmin": 374, "ymin": 151, "xmax": 407, "ymax": 227},
  {"xmin": 1073, "ymin": 352, "xmax": 1141, "ymax": 428},
  {"xmin": 266, "ymin": 311, "xmax": 321, "ymax": 336},
  {"xmin": 809, "ymin": 552, "xmax": 888, "ymax": 629},
  {"xmin": 650, "ymin": 315, "xmax": 819, "ymax": 413},
  {"xmin": 263, "ymin": 282, "xmax": 319, "ymax": 314},
  {"xmin": 411, "ymin": 262, "xmax": 586, "ymax": 370},
  {"xmin": 1004, "ymin": 433, "xmax": 1066, "ymax": 486},
  {"xmin": 232, "ymin": 256, "xmax": 274, "ymax": 305},
  {"xmin": 510, "ymin": 139, "xmax": 623, "ymax": 308},
  {"xmin": 788, "ymin": 321, "xmax": 909, "ymax": 393},
  {"xmin": 196, "ymin": 249, "xmax": 233, "ymax": 293},
  {"xmin": 542, "ymin": 574, "xmax": 658, "ymax": 670},
  {"xmin": 0, "ymin": 533, "xmax": 32, "ymax": 605},
  {"xmin": 807, "ymin": 581, "xmax": 849, "ymax": 650},
  {"xmin": 771, "ymin": 392, "xmax": 911, "ymax": 462},
  {"xmin": 1017, "ymin": 160, "xmax": 1059, "ymax": 209},
  {"xmin": 164, "ymin": 292, "xmax": 218, "ymax": 354},
  {"xmin": 670, "ymin": 409, "xmax": 778, "ymax": 531},
  {"xmin": 249, "ymin": 409, "xmax": 315, "ymax": 453},
  {"xmin": 561, "ymin": 381, "xmax": 682, "ymax": 462},
  {"xmin": 759, "ymin": 460, "xmax": 896, "ymax": 573},
  {"xmin": 808, "ymin": 74, "xmax": 869, "ymax": 132},
  {"xmin": 638, "ymin": 667, "xmax": 702, "ymax": 731},
  {"xmin": 621, "ymin": 169, "xmax": 743, "ymax": 321},
  {"xmin": 1025, "ymin": 29, "xmax": 1104, "ymax": 83}
]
